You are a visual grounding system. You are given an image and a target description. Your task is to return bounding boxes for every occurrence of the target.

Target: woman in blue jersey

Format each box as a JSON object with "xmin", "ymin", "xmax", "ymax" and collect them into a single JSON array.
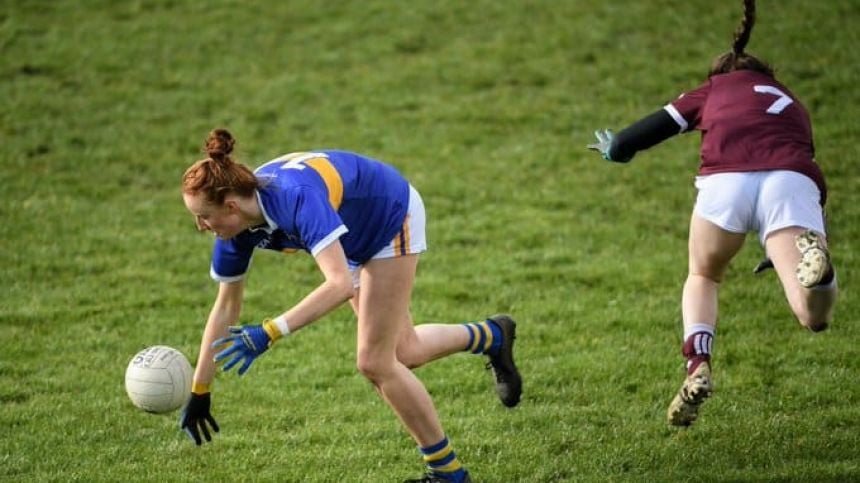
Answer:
[
  {"xmin": 177, "ymin": 128, "xmax": 521, "ymax": 483},
  {"xmin": 588, "ymin": 0, "xmax": 836, "ymax": 427}
]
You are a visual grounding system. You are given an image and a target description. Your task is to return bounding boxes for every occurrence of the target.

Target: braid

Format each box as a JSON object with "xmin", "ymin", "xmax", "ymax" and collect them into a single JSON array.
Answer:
[
  {"xmin": 732, "ymin": 0, "xmax": 756, "ymax": 55},
  {"xmin": 708, "ymin": 0, "xmax": 773, "ymax": 78}
]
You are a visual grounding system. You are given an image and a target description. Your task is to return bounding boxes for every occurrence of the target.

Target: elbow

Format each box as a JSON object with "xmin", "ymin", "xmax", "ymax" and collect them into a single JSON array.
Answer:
[
  {"xmin": 342, "ymin": 283, "xmax": 356, "ymax": 302},
  {"xmin": 333, "ymin": 277, "xmax": 356, "ymax": 302}
]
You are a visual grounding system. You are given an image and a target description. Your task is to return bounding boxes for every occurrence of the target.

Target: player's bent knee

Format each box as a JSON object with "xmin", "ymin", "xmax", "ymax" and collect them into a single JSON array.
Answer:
[
  {"xmin": 795, "ymin": 311, "xmax": 829, "ymax": 333},
  {"xmin": 804, "ymin": 319, "xmax": 829, "ymax": 333},
  {"xmin": 355, "ymin": 359, "xmax": 378, "ymax": 381},
  {"xmin": 355, "ymin": 355, "xmax": 395, "ymax": 384}
]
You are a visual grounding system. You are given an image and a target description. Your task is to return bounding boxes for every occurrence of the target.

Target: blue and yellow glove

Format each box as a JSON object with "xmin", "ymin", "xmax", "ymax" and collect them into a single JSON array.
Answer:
[{"xmin": 212, "ymin": 319, "xmax": 285, "ymax": 376}]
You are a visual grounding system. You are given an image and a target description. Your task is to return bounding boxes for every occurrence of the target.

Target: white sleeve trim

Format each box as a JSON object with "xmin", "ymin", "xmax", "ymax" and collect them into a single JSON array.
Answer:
[
  {"xmin": 663, "ymin": 104, "xmax": 688, "ymax": 133},
  {"xmin": 210, "ymin": 265, "xmax": 247, "ymax": 283},
  {"xmin": 310, "ymin": 225, "xmax": 348, "ymax": 257}
]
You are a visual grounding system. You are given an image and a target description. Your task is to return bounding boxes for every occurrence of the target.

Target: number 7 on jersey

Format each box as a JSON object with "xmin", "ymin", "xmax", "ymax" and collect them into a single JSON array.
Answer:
[{"xmin": 754, "ymin": 85, "xmax": 794, "ymax": 114}]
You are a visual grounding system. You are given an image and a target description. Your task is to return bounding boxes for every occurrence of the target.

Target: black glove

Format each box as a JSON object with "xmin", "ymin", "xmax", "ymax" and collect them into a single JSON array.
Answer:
[{"xmin": 179, "ymin": 393, "xmax": 220, "ymax": 445}]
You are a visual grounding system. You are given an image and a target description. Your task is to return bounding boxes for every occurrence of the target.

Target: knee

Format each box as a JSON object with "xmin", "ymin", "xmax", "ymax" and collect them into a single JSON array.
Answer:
[
  {"xmin": 688, "ymin": 270, "xmax": 723, "ymax": 285},
  {"xmin": 356, "ymin": 353, "xmax": 395, "ymax": 384},
  {"xmin": 795, "ymin": 311, "xmax": 829, "ymax": 333},
  {"xmin": 355, "ymin": 356, "xmax": 381, "ymax": 383},
  {"xmin": 802, "ymin": 318, "xmax": 829, "ymax": 333}
]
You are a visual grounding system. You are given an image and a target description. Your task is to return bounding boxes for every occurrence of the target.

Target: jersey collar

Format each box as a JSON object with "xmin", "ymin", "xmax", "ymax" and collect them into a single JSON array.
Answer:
[{"xmin": 250, "ymin": 190, "xmax": 277, "ymax": 234}]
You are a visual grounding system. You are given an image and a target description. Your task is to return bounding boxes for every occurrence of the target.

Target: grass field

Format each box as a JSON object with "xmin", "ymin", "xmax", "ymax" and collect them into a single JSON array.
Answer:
[{"xmin": 2, "ymin": 1, "xmax": 859, "ymax": 481}]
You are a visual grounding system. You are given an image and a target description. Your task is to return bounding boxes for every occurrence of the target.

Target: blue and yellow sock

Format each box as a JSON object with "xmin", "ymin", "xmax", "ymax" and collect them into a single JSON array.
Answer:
[
  {"xmin": 419, "ymin": 436, "xmax": 468, "ymax": 482},
  {"xmin": 462, "ymin": 319, "xmax": 502, "ymax": 355}
]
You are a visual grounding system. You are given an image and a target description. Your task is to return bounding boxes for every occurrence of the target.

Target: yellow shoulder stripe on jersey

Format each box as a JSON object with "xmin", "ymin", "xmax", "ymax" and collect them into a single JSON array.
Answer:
[{"xmin": 305, "ymin": 157, "xmax": 343, "ymax": 210}]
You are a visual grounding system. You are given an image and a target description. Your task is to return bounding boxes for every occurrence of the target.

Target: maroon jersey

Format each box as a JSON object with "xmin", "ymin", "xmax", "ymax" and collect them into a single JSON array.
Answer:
[{"xmin": 665, "ymin": 70, "xmax": 826, "ymax": 204}]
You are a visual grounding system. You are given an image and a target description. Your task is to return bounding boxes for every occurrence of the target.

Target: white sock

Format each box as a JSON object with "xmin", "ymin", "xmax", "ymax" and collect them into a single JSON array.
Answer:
[{"xmin": 684, "ymin": 323, "xmax": 715, "ymax": 340}]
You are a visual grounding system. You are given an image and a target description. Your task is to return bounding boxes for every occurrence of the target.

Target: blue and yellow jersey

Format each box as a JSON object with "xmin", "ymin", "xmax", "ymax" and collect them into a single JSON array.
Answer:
[{"xmin": 210, "ymin": 150, "xmax": 410, "ymax": 282}]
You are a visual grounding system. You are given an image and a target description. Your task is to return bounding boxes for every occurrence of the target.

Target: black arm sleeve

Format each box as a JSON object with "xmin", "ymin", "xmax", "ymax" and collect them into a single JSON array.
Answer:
[{"xmin": 609, "ymin": 108, "xmax": 681, "ymax": 162}]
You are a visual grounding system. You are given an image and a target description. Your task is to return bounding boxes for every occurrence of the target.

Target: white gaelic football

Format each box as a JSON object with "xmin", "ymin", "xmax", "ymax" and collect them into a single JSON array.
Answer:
[{"xmin": 125, "ymin": 346, "xmax": 193, "ymax": 413}]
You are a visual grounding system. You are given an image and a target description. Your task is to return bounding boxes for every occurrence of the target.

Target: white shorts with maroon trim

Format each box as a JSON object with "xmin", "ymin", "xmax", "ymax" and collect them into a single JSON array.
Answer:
[
  {"xmin": 349, "ymin": 185, "xmax": 427, "ymax": 287},
  {"xmin": 693, "ymin": 170, "xmax": 825, "ymax": 245}
]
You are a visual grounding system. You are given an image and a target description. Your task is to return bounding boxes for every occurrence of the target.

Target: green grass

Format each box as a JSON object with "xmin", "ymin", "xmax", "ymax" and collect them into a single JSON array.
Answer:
[{"xmin": 2, "ymin": 0, "xmax": 859, "ymax": 481}]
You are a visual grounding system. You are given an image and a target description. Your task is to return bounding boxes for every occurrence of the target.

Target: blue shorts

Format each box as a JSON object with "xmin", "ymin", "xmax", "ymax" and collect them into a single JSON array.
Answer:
[{"xmin": 348, "ymin": 185, "xmax": 427, "ymax": 287}]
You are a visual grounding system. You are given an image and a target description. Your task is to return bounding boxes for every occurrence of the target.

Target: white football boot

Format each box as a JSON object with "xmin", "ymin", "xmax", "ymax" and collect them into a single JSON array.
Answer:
[
  {"xmin": 795, "ymin": 230, "xmax": 832, "ymax": 288},
  {"xmin": 667, "ymin": 361, "xmax": 713, "ymax": 427}
]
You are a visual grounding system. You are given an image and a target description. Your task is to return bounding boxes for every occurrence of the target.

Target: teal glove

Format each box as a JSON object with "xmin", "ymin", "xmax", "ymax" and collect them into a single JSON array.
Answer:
[{"xmin": 587, "ymin": 129, "xmax": 631, "ymax": 163}]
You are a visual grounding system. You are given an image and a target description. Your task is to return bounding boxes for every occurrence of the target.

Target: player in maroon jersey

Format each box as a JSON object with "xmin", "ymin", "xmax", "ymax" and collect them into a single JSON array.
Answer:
[{"xmin": 588, "ymin": 0, "xmax": 837, "ymax": 427}]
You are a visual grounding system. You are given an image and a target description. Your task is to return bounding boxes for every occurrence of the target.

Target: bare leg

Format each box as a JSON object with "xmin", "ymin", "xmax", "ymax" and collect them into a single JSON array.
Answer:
[
  {"xmin": 397, "ymin": 325, "xmax": 471, "ymax": 368},
  {"xmin": 353, "ymin": 255, "xmax": 446, "ymax": 447},
  {"xmin": 764, "ymin": 227, "xmax": 836, "ymax": 331},
  {"xmin": 682, "ymin": 214, "xmax": 747, "ymax": 331},
  {"xmin": 668, "ymin": 214, "xmax": 746, "ymax": 426},
  {"xmin": 350, "ymin": 286, "xmax": 470, "ymax": 370}
]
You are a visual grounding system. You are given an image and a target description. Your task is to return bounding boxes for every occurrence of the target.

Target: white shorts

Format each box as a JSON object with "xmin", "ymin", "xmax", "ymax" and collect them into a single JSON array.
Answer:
[
  {"xmin": 693, "ymin": 170, "xmax": 825, "ymax": 245},
  {"xmin": 349, "ymin": 185, "xmax": 428, "ymax": 287}
]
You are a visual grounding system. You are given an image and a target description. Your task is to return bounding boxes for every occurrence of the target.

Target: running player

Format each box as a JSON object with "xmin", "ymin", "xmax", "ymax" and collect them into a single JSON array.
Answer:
[
  {"xmin": 178, "ymin": 128, "xmax": 522, "ymax": 482},
  {"xmin": 587, "ymin": 0, "xmax": 836, "ymax": 427}
]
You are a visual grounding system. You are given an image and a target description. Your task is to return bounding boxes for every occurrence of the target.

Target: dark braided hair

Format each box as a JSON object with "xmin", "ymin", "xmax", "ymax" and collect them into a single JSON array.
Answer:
[{"xmin": 708, "ymin": 0, "xmax": 774, "ymax": 78}]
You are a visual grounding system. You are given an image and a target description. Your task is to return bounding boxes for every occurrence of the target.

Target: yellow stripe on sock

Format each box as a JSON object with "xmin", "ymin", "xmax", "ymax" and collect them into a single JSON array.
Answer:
[
  {"xmin": 432, "ymin": 459, "xmax": 463, "ymax": 473},
  {"xmin": 479, "ymin": 322, "xmax": 494, "ymax": 352},
  {"xmin": 467, "ymin": 324, "xmax": 481, "ymax": 353},
  {"xmin": 423, "ymin": 445, "xmax": 452, "ymax": 463}
]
